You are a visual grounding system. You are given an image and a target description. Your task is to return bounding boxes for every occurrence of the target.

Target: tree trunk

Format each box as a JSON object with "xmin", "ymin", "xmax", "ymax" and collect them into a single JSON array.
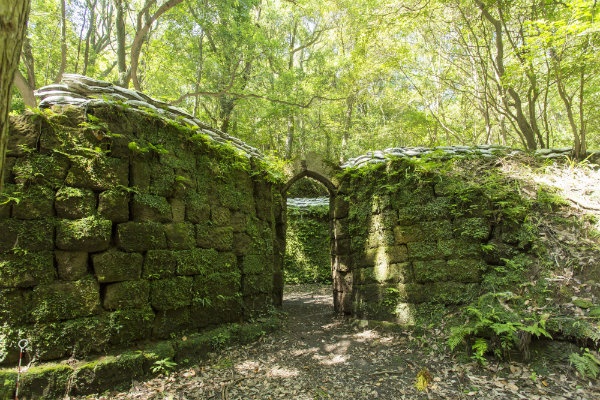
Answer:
[
  {"xmin": 0, "ymin": 0, "xmax": 31, "ymax": 192},
  {"xmin": 55, "ymin": 0, "xmax": 67, "ymax": 82},
  {"xmin": 115, "ymin": 0, "xmax": 128, "ymax": 87},
  {"xmin": 13, "ymin": 69, "xmax": 36, "ymax": 107}
]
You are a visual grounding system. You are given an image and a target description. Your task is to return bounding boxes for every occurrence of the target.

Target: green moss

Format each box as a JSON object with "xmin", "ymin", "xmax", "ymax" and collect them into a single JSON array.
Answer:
[
  {"xmin": 143, "ymin": 250, "xmax": 177, "ymax": 279},
  {"xmin": 103, "ymin": 280, "xmax": 150, "ymax": 310},
  {"xmin": 150, "ymin": 277, "xmax": 193, "ymax": 310},
  {"xmin": 132, "ymin": 193, "xmax": 172, "ymax": 222},
  {"xmin": 164, "ymin": 222, "xmax": 196, "ymax": 250},
  {"xmin": 0, "ymin": 251, "xmax": 55, "ymax": 288},
  {"xmin": 12, "ymin": 185, "xmax": 55, "ymax": 219},
  {"xmin": 19, "ymin": 363, "xmax": 73, "ymax": 400},
  {"xmin": 65, "ymin": 156, "xmax": 128, "ymax": 191},
  {"xmin": 117, "ymin": 222, "xmax": 167, "ymax": 252},
  {"xmin": 56, "ymin": 216, "xmax": 112, "ymax": 252},
  {"xmin": 98, "ymin": 188, "xmax": 130, "ymax": 222},
  {"xmin": 55, "ymin": 186, "xmax": 96, "ymax": 219},
  {"xmin": 0, "ymin": 218, "xmax": 54, "ymax": 252},
  {"xmin": 31, "ymin": 276, "xmax": 100, "ymax": 322}
]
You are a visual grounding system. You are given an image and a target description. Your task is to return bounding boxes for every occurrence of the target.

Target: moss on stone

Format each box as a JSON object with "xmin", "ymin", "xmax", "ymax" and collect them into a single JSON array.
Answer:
[
  {"xmin": 103, "ymin": 280, "xmax": 150, "ymax": 310},
  {"xmin": 164, "ymin": 222, "xmax": 196, "ymax": 250},
  {"xmin": 184, "ymin": 190, "xmax": 210, "ymax": 224},
  {"xmin": 31, "ymin": 276, "xmax": 100, "ymax": 322},
  {"xmin": 55, "ymin": 251, "xmax": 89, "ymax": 281},
  {"xmin": 150, "ymin": 277, "xmax": 193, "ymax": 310},
  {"xmin": 149, "ymin": 163, "xmax": 175, "ymax": 197},
  {"xmin": 19, "ymin": 363, "xmax": 73, "ymax": 400},
  {"xmin": 132, "ymin": 193, "xmax": 173, "ymax": 222},
  {"xmin": 117, "ymin": 222, "xmax": 167, "ymax": 252},
  {"xmin": 0, "ymin": 251, "xmax": 55, "ymax": 288},
  {"xmin": 195, "ymin": 223, "xmax": 233, "ymax": 251},
  {"xmin": 0, "ymin": 218, "xmax": 54, "ymax": 252},
  {"xmin": 92, "ymin": 250, "xmax": 143, "ymax": 282},
  {"xmin": 152, "ymin": 307, "xmax": 192, "ymax": 338},
  {"xmin": 0, "ymin": 289, "xmax": 31, "ymax": 325},
  {"xmin": 143, "ymin": 250, "xmax": 177, "ymax": 279},
  {"xmin": 106, "ymin": 307, "xmax": 154, "ymax": 345},
  {"xmin": 12, "ymin": 185, "xmax": 55, "ymax": 219},
  {"xmin": 55, "ymin": 186, "xmax": 96, "ymax": 219},
  {"xmin": 0, "ymin": 369, "xmax": 16, "ymax": 399},
  {"xmin": 12, "ymin": 154, "xmax": 69, "ymax": 189},
  {"xmin": 98, "ymin": 188, "xmax": 129, "ymax": 222},
  {"xmin": 69, "ymin": 352, "xmax": 144, "ymax": 396},
  {"xmin": 65, "ymin": 156, "xmax": 128, "ymax": 191},
  {"xmin": 56, "ymin": 216, "xmax": 112, "ymax": 252}
]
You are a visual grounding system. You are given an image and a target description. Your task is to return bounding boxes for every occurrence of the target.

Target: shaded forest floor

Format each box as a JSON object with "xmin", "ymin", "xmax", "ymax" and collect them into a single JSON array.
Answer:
[{"xmin": 75, "ymin": 284, "xmax": 599, "ymax": 400}]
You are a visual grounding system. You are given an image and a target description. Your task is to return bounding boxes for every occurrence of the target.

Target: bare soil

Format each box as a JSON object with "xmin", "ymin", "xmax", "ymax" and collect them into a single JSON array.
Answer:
[{"xmin": 75, "ymin": 284, "xmax": 599, "ymax": 400}]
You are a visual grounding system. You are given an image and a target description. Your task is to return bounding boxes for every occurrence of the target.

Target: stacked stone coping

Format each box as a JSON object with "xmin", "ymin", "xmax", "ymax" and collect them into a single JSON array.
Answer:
[
  {"xmin": 287, "ymin": 197, "xmax": 330, "ymax": 208},
  {"xmin": 341, "ymin": 145, "xmax": 594, "ymax": 169},
  {"xmin": 35, "ymin": 74, "xmax": 263, "ymax": 159}
]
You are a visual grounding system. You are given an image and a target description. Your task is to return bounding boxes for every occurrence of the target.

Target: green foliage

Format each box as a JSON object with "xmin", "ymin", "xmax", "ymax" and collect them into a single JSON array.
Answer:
[
  {"xmin": 569, "ymin": 349, "xmax": 600, "ymax": 379},
  {"xmin": 150, "ymin": 357, "xmax": 178, "ymax": 375}
]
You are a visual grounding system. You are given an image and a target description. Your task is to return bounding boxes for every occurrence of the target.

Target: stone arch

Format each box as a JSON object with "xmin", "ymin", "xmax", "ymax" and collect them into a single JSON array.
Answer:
[
  {"xmin": 282, "ymin": 168, "xmax": 337, "ymax": 198},
  {"xmin": 278, "ymin": 168, "xmax": 347, "ymax": 312}
]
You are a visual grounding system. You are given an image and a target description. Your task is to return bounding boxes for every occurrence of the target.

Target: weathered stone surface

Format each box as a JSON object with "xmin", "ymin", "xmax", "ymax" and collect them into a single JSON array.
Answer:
[
  {"xmin": 56, "ymin": 251, "xmax": 89, "ymax": 281},
  {"xmin": 130, "ymin": 160, "xmax": 151, "ymax": 191},
  {"xmin": 143, "ymin": 250, "xmax": 177, "ymax": 279},
  {"xmin": 454, "ymin": 217, "xmax": 491, "ymax": 240},
  {"xmin": 243, "ymin": 273, "xmax": 273, "ymax": 296},
  {"xmin": 413, "ymin": 260, "xmax": 450, "ymax": 283},
  {"xmin": 31, "ymin": 277, "xmax": 100, "ymax": 322},
  {"xmin": 438, "ymin": 239, "xmax": 482, "ymax": 258},
  {"xmin": 92, "ymin": 250, "xmax": 143, "ymax": 282},
  {"xmin": 211, "ymin": 206, "xmax": 231, "ymax": 226},
  {"xmin": 170, "ymin": 198, "xmax": 186, "ymax": 222},
  {"xmin": 103, "ymin": 280, "xmax": 150, "ymax": 310},
  {"xmin": 65, "ymin": 157, "xmax": 128, "ymax": 190},
  {"xmin": 117, "ymin": 222, "xmax": 167, "ymax": 252},
  {"xmin": 149, "ymin": 163, "xmax": 175, "ymax": 197},
  {"xmin": 132, "ymin": 193, "xmax": 172, "ymax": 222},
  {"xmin": 0, "ymin": 251, "xmax": 55, "ymax": 288},
  {"xmin": 0, "ymin": 219, "xmax": 54, "ymax": 252},
  {"xmin": 446, "ymin": 259, "xmax": 485, "ymax": 283},
  {"xmin": 152, "ymin": 307, "xmax": 191, "ymax": 338},
  {"xmin": 108, "ymin": 307, "xmax": 154, "ymax": 345},
  {"xmin": 196, "ymin": 224, "xmax": 233, "ymax": 251},
  {"xmin": 98, "ymin": 189, "xmax": 129, "ymax": 222},
  {"xmin": 420, "ymin": 220, "xmax": 453, "ymax": 240},
  {"xmin": 12, "ymin": 185, "xmax": 55, "ymax": 219},
  {"xmin": 164, "ymin": 222, "xmax": 196, "ymax": 250},
  {"xmin": 12, "ymin": 154, "xmax": 69, "ymax": 188},
  {"xmin": 185, "ymin": 191, "xmax": 210, "ymax": 223},
  {"xmin": 150, "ymin": 277, "xmax": 193, "ymax": 310},
  {"xmin": 393, "ymin": 225, "xmax": 425, "ymax": 244},
  {"xmin": 55, "ymin": 187, "xmax": 96, "ymax": 219},
  {"xmin": 0, "ymin": 289, "xmax": 30, "ymax": 324},
  {"xmin": 176, "ymin": 248, "xmax": 219, "ymax": 276},
  {"xmin": 56, "ymin": 216, "xmax": 112, "ymax": 252},
  {"xmin": 407, "ymin": 241, "xmax": 443, "ymax": 260}
]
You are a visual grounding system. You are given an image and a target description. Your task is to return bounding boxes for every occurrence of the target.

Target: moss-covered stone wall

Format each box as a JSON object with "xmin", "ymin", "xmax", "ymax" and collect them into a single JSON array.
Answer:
[
  {"xmin": 284, "ymin": 198, "xmax": 331, "ymax": 284},
  {"xmin": 0, "ymin": 104, "xmax": 282, "ymax": 365},
  {"xmin": 331, "ymin": 156, "xmax": 544, "ymax": 322}
]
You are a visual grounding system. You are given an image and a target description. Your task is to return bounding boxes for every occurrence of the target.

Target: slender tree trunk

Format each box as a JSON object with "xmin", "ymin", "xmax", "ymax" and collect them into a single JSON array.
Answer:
[
  {"xmin": 13, "ymin": 69, "xmax": 36, "ymax": 107},
  {"xmin": 55, "ymin": 0, "xmax": 68, "ymax": 82},
  {"xmin": 115, "ymin": 0, "xmax": 128, "ymax": 87},
  {"xmin": 340, "ymin": 95, "xmax": 354, "ymax": 162},
  {"xmin": 0, "ymin": 0, "xmax": 31, "ymax": 192}
]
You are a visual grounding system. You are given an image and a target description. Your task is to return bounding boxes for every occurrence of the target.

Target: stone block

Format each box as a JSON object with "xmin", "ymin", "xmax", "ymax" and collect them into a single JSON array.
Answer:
[
  {"xmin": 143, "ymin": 250, "xmax": 177, "ymax": 279},
  {"xmin": 132, "ymin": 193, "xmax": 172, "ymax": 222},
  {"xmin": 211, "ymin": 206, "xmax": 231, "ymax": 226},
  {"xmin": 393, "ymin": 225, "xmax": 425, "ymax": 244},
  {"xmin": 130, "ymin": 160, "xmax": 151, "ymax": 191},
  {"xmin": 65, "ymin": 156, "xmax": 128, "ymax": 190},
  {"xmin": 0, "ymin": 289, "xmax": 31, "ymax": 325},
  {"xmin": 422, "ymin": 282, "xmax": 479, "ymax": 304},
  {"xmin": 184, "ymin": 191, "xmax": 210, "ymax": 223},
  {"xmin": 92, "ymin": 250, "xmax": 143, "ymax": 282},
  {"xmin": 56, "ymin": 251, "xmax": 89, "ymax": 281},
  {"xmin": 98, "ymin": 189, "xmax": 129, "ymax": 222},
  {"xmin": 438, "ymin": 239, "xmax": 482, "ymax": 258},
  {"xmin": 420, "ymin": 220, "xmax": 453, "ymax": 240},
  {"xmin": 150, "ymin": 163, "xmax": 175, "ymax": 196},
  {"xmin": 69, "ymin": 352, "xmax": 144, "ymax": 396},
  {"xmin": 0, "ymin": 251, "xmax": 55, "ymax": 288},
  {"xmin": 55, "ymin": 186, "xmax": 96, "ymax": 219},
  {"xmin": 192, "ymin": 270, "xmax": 241, "ymax": 304},
  {"xmin": 107, "ymin": 307, "xmax": 155, "ymax": 345},
  {"xmin": 150, "ymin": 277, "xmax": 193, "ymax": 310},
  {"xmin": 152, "ymin": 307, "xmax": 191, "ymax": 339},
  {"xmin": 18, "ymin": 364, "xmax": 73, "ymax": 400},
  {"xmin": 333, "ymin": 196, "xmax": 350, "ymax": 219},
  {"xmin": 231, "ymin": 211, "xmax": 249, "ymax": 233},
  {"xmin": 0, "ymin": 219, "xmax": 54, "ymax": 252},
  {"xmin": 12, "ymin": 154, "xmax": 68, "ymax": 188},
  {"xmin": 242, "ymin": 273, "xmax": 273, "ymax": 296},
  {"xmin": 12, "ymin": 185, "xmax": 54, "ymax": 219},
  {"xmin": 196, "ymin": 224, "xmax": 233, "ymax": 251},
  {"xmin": 454, "ymin": 217, "xmax": 491, "ymax": 240},
  {"xmin": 446, "ymin": 259, "xmax": 485, "ymax": 283},
  {"xmin": 243, "ymin": 254, "xmax": 272, "ymax": 275},
  {"xmin": 117, "ymin": 222, "xmax": 167, "ymax": 252},
  {"xmin": 407, "ymin": 241, "xmax": 443, "ymax": 260},
  {"xmin": 413, "ymin": 260, "xmax": 449, "ymax": 283},
  {"xmin": 103, "ymin": 280, "xmax": 150, "ymax": 310},
  {"xmin": 176, "ymin": 248, "xmax": 218, "ymax": 276},
  {"xmin": 386, "ymin": 245, "xmax": 409, "ymax": 264},
  {"xmin": 56, "ymin": 216, "xmax": 112, "ymax": 252},
  {"xmin": 31, "ymin": 277, "xmax": 100, "ymax": 322},
  {"xmin": 170, "ymin": 198, "xmax": 186, "ymax": 222},
  {"xmin": 164, "ymin": 222, "xmax": 196, "ymax": 249}
]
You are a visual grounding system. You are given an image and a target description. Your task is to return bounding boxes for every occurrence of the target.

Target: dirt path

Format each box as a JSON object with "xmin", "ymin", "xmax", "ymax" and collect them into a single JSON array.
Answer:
[{"xmin": 83, "ymin": 285, "xmax": 598, "ymax": 399}]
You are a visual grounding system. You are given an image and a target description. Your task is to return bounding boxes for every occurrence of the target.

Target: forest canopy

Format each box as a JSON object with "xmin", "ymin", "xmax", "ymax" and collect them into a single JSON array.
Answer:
[{"xmin": 11, "ymin": 0, "xmax": 600, "ymax": 162}]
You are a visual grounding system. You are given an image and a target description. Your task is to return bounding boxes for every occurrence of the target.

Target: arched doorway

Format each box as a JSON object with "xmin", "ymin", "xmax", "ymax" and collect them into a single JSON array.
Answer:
[{"xmin": 278, "ymin": 168, "xmax": 349, "ymax": 313}]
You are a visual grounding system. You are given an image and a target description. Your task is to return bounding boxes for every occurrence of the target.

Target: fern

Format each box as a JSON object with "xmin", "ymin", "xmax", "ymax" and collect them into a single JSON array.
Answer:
[{"xmin": 569, "ymin": 349, "xmax": 600, "ymax": 379}]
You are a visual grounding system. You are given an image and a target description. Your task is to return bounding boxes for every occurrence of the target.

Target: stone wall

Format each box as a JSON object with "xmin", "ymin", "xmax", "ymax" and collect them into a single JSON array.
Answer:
[
  {"xmin": 331, "ymin": 155, "xmax": 541, "ymax": 322},
  {"xmin": 284, "ymin": 197, "xmax": 332, "ymax": 284},
  {"xmin": 0, "ymin": 102, "xmax": 282, "ymax": 365}
]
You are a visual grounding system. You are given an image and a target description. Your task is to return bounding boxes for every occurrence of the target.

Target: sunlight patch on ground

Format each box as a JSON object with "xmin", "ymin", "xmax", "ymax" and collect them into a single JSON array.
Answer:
[{"xmin": 267, "ymin": 365, "xmax": 300, "ymax": 378}]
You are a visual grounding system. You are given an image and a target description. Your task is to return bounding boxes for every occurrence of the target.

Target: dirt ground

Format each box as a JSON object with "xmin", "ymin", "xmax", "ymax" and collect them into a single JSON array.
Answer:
[{"xmin": 74, "ymin": 284, "xmax": 599, "ymax": 400}]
